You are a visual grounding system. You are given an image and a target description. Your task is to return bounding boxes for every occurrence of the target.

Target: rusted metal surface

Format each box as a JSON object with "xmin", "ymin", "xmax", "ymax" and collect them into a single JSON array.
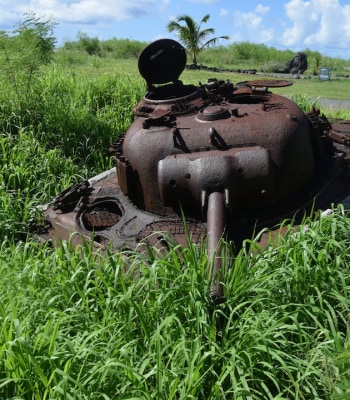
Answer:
[
  {"xmin": 207, "ymin": 191, "xmax": 226, "ymax": 304},
  {"xmin": 244, "ymin": 79, "xmax": 293, "ymax": 88},
  {"xmin": 120, "ymin": 89, "xmax": 315, "ymax": 215},
  {"xmin": 38, "ymin": 39, "xmax": 350, "ymax": 300},
  {"xmin": 328, "ymin": 120, "xmax": 350, "ymax": 146},
  {"xmin": 138, "ymin": 38, "xmax": 186, "ymax": 89}
]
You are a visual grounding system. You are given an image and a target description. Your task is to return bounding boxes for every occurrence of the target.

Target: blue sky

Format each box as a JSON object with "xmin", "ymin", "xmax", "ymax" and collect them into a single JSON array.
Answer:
[{"xmin": 1, "ymin": 0, "xmax": 350, "ymax": 59}]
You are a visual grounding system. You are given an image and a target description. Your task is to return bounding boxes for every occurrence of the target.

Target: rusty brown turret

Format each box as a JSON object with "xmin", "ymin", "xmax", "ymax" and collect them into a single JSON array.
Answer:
[{"xmin": 40, "ymin": 39, "xmax": 350, "ymax": 302}]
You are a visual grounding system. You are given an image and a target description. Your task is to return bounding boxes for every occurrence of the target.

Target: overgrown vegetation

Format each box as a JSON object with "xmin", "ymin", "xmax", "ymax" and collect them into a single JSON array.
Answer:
[
  {"xmin": 57, "ymin": 33, "xmax": 350, "ymax": 77},
  {"xmin": 198, "ymin": 42, "xmax": 350, "ymax": 76},
  {"xmin": 0, "ymin": 14, "xmax": 56, "ymax": 108},
  {"xmin": 1, "ymin": 15, "xmax": 350, "ymax": 399},
  {"xmin": 1, "ymin": 211, "xmax": 350, "ymax": 398},
  {"xmin": 63, "ymin": 34, "xmax": 147, "ymax": 59}
]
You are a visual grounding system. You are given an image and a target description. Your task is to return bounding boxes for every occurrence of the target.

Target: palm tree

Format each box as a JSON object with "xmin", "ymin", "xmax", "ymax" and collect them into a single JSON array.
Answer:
[{"xmin": 167, "ymin": 14, "xmax": 229, "ymax": 66}]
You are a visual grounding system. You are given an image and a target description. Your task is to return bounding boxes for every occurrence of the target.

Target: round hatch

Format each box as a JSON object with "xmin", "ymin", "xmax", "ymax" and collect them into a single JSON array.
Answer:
[
  {"xmin": 138, "ymin": 39, "xmax": 187, "ymax": 85},
  {"xmin": 244, "ymin": 79, "xmax": 293, "ymax": 88}
]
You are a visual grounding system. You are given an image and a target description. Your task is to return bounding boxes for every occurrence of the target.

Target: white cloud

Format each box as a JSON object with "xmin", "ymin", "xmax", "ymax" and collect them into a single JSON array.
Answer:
[
  {"xmin": 0, "ymin": 0, "xmax": 24, "ymax": 26},
  {"xmin": 259, "ymin": 28, "xmax": 274, "ymax": 43},
  {"xmin": 219, "ymin": 8, "xmax": 229, "ymax": 17},
  {"xmin": 228, "ymin": 9, "xmax": 275, "ymax": 45},
  {"xmin": 2, "ymin": 0, "xmax": 349, "ymax": 58},
  {"xmin": 281, "ymin": 0, "xmax": 350, "ymax": 52},
  {"xmin": 343, "ymin": 5, "xmax": 350, "ymax": 40},
  {"xmin": 232, "ymin": 11, "xmax": 262, "ymax": 29},
  {"xmin": 255, "ymin": 4, "xmax": 270, "ymax": 15},
  {"xmin": 7, "ymin": 0, "xmax": 155, "ymax": 24}
]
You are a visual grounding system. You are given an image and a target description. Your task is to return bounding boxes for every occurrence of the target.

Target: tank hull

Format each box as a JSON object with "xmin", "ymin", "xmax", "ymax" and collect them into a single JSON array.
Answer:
[
  {"xmin": 41, "ymin": 132, "xmax": 350, "ymax": 253},
  {"xmin": 36, "ymin": 39, "xmax": 350, "ymax": 301}
]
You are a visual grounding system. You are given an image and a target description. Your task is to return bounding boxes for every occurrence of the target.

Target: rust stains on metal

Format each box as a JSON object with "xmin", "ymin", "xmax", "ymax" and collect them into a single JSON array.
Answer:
[{"xmin": 37, "ymin": 39, "xmax": 350, "ymax": 301}]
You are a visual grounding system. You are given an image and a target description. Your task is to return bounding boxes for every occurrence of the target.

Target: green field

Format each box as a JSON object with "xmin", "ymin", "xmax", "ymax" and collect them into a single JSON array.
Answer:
[{"xmin": 1, "ymin": 29, "xmax": 350, "ymax": 399}]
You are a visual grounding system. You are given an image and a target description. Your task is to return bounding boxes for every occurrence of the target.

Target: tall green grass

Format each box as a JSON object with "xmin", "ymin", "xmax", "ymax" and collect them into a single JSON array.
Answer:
[
  {"xmin": 1, "ymin": 53, "xmax": 350, "ymax": 399},
  {"xmin": 1, "ymin": 207, "xmax": 350, "ymax": 398},
  {"xmin": 0, "ymin": 63, "xmax": 145, "ymax": 172},
  {"xmin": 35, "ymin": 66, "xmax": 144, "ymax": 170},
  {"xmin": 0, "ymin": 129, "xmax": 82, "ymax": 242}
]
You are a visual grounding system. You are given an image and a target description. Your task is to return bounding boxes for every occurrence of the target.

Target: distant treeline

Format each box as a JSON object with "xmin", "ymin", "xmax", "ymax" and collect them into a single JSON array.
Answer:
[
  {"xmin": 62, "ymin": 33, "xmax": 148, "ymax": 58},
  {"xmin": 60, "ymin": 33, "xmax": 350, "ymax": 76}
]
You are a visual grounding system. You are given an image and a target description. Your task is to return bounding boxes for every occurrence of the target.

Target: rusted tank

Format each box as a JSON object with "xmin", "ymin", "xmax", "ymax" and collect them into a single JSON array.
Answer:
[{"xmin": 40, "ymin": 39, "xmax": 350, "ymax": 301}]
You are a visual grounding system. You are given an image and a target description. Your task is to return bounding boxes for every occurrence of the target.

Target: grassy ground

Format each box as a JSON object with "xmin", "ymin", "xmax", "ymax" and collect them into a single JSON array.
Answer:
[
  {"xmin": 181, "ymin": 69, "xmax": 350, "ymax": 102},
  {"xmin": 1, "ymin": 53, "xmax": 350, "ymax": 398},
  {"xmin": 55, "ymin": 54, "xmax": 350, "ymax": 103},
  {"xmin": 1, "ymin": 211, "xmax": 350, "ymax": 399}
]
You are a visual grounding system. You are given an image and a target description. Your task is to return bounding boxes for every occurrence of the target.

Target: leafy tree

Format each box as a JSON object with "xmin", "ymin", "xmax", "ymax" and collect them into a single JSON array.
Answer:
[
  {"xmin": 167, "ymin": 14, "xmax": 229, "ymax": 65},
  {"xmin": 100, "ymin": 38, "xmax": 147, "ymax": 58},
  {"xmin": 77, "ymin": 31, "xmax": 101, "ymax": 56},
  {"xmin": 0, "ymin": 13, "xmax": 56, "ymax": 106}
]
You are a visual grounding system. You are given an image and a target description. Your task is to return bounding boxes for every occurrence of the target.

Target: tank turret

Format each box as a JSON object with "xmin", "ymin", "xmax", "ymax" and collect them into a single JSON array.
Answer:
[{"xmin": 39, "ymin": 39, "xmax": 350, "ymax": 302}]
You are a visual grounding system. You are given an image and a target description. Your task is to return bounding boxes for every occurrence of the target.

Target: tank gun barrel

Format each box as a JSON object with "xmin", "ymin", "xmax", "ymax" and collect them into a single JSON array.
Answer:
[{"xmin": 207, "ymin": 191, "xmax": 226, "ymax": 304}]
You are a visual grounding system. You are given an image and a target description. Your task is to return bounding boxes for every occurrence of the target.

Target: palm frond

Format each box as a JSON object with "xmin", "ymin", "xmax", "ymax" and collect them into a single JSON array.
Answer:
[{"xmin": 166, "ymin": 13, "xmax": 229, "ymax": 65}]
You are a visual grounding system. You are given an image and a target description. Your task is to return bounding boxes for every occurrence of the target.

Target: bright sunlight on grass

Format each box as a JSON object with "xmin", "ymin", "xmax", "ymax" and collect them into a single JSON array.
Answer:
[{"xmin": 1, "ymin": 26, "xmax": 350, "ymax": 399}]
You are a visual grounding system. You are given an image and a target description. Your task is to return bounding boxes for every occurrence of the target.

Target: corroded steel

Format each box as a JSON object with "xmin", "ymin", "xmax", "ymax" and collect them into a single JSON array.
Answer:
[
  {"xmin": 244, "ymin": 79, "xmax": 293, "ymax": 88},
  {"xmin": 121, "ymin": 86, "xmax": 315, "ymax": 215},
  {"xmin": 37, "ymin": 39, "xmax": 350, "ymax": 300},
  {"xmin": 207, "ymin": 191, "xmax": 226, "ymax": 304}
]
